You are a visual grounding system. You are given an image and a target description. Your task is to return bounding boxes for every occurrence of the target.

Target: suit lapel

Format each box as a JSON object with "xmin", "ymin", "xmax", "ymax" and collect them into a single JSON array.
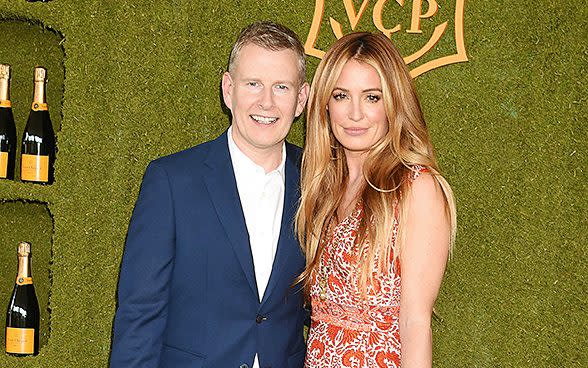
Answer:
[
  {"xmin": 203, "ymin": 132, "xmax": 259, "ymax": 300},
  {"xmin": 261, "ymin": 144, "xmax": 301, "ymax": 306}
]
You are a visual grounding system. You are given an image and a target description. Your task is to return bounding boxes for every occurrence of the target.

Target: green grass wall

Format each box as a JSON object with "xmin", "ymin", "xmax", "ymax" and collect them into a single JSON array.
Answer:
[{"xmin": 0, "ymin": 0, "xmax": 585, "ymax": 367}]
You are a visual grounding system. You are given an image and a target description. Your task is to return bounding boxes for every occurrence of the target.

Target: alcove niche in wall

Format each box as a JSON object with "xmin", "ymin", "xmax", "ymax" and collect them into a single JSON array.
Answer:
[
  {"xmin": 0, "ymin": 18, "xmax": 65, "ymax": 355},
  {"xmin": 0, "ymin": 200, "xmax": 53, "ymax": 351},
  {"xmin": 0, "ymin": 18, "xmax": 64, "ymax": 180}
]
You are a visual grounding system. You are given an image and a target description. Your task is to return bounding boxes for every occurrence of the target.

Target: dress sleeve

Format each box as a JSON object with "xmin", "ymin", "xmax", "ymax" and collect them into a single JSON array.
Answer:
[{"xmin": 409, "ymin": 165, "xmax": 430, "ymax": 182}]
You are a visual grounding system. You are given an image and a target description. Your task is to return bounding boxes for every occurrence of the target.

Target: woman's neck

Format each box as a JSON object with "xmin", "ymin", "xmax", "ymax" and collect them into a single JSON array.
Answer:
[
  {"xmin": 344, "ymin": 150, "xmax": 365, "ymax": 183},
  {"xmin": 337, "ymin": 152, "xmax": 366, "ymax": 221}
]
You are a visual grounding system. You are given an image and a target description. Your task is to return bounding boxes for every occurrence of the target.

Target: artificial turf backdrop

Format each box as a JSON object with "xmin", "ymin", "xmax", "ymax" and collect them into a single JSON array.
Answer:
[{"xmin": 0, "ymin": 0, "xmax": 585, "ymax": 367}]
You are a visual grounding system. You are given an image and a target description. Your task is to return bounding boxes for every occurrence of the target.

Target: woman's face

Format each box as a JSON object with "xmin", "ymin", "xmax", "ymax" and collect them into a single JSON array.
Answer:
[{"xmin": 327, "ymin": 59, "xmax": 389, "ymax": 157}]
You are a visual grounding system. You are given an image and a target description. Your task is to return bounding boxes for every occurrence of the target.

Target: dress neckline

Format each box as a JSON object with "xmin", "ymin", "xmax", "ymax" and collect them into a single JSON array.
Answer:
[{"xmin": 334, "ymin": 199, "xmax": 363, "ymax": 229}]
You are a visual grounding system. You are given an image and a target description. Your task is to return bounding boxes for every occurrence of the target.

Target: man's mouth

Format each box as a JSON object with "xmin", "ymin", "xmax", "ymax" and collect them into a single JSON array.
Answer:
[{"xmin": 251, "ymin": 114, "xmax": 278, "ymax": 125}]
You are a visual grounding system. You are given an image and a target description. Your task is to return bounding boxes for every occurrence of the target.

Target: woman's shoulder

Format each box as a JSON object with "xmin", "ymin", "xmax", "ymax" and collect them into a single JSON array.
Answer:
[{"xmin": 405, "ymin": 166, "xmax": 447, "ymax": 208}]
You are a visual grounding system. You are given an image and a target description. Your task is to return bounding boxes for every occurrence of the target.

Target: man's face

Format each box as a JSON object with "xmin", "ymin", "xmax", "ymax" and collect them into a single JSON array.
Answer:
[{"xmin": 222, "ymin": 43, "xmax": 309, "ymax": 157}]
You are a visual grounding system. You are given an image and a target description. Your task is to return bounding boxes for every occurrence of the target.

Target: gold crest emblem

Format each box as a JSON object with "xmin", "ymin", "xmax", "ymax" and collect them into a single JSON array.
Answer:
[{"xmin": 305, "ymin": 0, "xmax": 468, "ymax": 78}]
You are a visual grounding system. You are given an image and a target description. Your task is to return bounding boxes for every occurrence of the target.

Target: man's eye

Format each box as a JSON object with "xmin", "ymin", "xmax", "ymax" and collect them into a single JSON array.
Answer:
[
  {"xmin": 275, "ymin": 84, "xmax": 288, "ymax": 91},
  {"xmin": 246, "ymin": 81, "xmax": 260, "ymax": 87}
]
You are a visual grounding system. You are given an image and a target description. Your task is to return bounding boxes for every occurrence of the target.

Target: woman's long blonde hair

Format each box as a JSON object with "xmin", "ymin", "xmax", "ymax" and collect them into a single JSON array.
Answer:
[{"xmin": 295, "ymin": 32, "xmax": 456, "ymax": 299}]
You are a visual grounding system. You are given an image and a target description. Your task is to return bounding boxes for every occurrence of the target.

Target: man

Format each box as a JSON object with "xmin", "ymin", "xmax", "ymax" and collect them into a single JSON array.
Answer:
[{"xmin": 110, "ymin": 21, "xmax": 310, "ymax": 368}]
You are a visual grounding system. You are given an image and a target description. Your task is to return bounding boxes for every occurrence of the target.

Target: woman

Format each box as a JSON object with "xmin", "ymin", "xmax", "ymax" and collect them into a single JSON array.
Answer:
[{"xmin": 296, "ymin": 32, "xmax": 457, "ymax": 367}]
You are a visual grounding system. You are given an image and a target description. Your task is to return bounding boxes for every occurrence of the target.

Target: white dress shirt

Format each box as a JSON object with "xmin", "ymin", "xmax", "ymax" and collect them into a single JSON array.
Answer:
[{"xmin": 227, "ymin": 127, "xmax": 285, "ymax": 368}]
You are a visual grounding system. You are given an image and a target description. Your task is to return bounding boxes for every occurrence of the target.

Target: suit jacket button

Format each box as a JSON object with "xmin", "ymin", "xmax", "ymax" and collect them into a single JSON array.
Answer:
[
  {"xmin": 239, "ymin": 364, "xmax": 248, "ymax": 368},
  {"xmin": 256, "ymin": 314, "xmax": 267, "ymax": 324}
]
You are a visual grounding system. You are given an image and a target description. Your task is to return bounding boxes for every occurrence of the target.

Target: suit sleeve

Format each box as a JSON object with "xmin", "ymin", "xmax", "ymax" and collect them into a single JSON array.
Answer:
[{"xmin": 110, "ymin": 161, "xmax": 175, "ymax": 368}]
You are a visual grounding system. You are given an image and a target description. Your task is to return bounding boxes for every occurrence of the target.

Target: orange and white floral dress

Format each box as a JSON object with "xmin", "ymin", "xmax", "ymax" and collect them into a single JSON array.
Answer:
[{"xmin": 304, "ymin": 168, "xmax": 426, "ymax": 368}]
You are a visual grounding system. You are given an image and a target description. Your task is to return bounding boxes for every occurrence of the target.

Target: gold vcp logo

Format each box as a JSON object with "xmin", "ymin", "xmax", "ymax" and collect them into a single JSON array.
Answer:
[{"xmin": 305, "ymin": 0, "xmax": 467, "ymax": 78}]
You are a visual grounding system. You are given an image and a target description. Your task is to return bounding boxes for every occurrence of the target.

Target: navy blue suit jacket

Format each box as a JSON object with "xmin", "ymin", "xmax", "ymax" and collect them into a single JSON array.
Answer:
[{"xmin": 110, "ymin": 132, "xmax": 307, "ymax": 368}]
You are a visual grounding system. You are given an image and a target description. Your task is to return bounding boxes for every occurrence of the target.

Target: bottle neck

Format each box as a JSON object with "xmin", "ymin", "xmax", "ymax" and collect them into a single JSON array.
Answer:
[
  {"xmin": 0, "ymin": 77, "xmax": 10, "ymax": 102},
  {"xmin": 33, "ymin": 81, "xmax": 46, "ymax": 105},
  {"xmin": 17, "ymin": 254, "xmax": 32, "ymax": 279}
]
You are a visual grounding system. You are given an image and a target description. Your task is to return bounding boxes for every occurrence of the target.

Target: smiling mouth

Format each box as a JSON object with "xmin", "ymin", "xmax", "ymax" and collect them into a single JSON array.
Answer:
[{"xmin": 251, "ymin": 114, "xmax": 278, "ymax": 125}]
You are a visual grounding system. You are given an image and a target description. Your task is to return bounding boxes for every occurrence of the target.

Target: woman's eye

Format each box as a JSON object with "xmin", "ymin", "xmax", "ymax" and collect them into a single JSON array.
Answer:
[
  {"xmin": 333, "ymin": 93, "xmax": 347, "ymax": 101},
  {"xmin": 366, "ymin": 94, "xmax": 381, "ymax": 103}
]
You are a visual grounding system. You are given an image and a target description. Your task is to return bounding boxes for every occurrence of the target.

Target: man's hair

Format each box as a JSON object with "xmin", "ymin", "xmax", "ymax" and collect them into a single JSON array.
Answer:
[{"xmin": 228, "ymin": 21, "xmax": 306, "ymax": 85}]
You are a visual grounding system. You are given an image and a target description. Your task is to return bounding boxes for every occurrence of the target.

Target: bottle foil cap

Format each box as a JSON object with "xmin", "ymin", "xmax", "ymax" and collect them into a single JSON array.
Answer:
[
  {"xmin": 0, "ymin": 64, "xmax": 10, "ymax": 80},
  {"xmin": 34, "ymin": 66, "xmax": 47, "ymax": 82},
  {"xmin": 17, "ymin": 241, "xmax": 31, "ymax": 255}
]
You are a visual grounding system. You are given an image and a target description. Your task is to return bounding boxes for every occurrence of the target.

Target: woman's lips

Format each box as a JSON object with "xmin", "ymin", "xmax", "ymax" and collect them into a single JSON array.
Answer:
[{"xmin": 343, "ymin": 127, "xmax": 368, "ymax": 136}]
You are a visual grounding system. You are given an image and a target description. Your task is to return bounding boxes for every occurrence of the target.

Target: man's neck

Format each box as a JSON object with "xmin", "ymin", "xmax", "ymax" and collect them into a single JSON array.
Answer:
[
  {"xmin": 228, "ymin": 130, "xmax": 284, "ymax": 173},
  {"xmin": 244, "ymin": 147, "xmax": 283, "ymax": 173}
]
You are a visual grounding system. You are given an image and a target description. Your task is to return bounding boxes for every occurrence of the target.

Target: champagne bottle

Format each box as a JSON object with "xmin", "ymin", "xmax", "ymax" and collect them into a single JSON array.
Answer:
[
  {"xmin": 5, "ymin": 242, "xmax": 40, "ymax": 356},
  {"xmin": 0, "ymin": 64, "xmax": 17, "ymax": 180},
  {"xmin": 21, "ymin": 66, "xmax": 55, "ymax": 184}
]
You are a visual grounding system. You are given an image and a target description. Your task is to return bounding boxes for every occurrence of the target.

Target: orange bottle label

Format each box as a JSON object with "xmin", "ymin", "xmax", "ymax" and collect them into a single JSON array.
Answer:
[
  {"xmin": 16, "ymin": 277, "xmax": 33, "ymax": 285},
  {"xmin": 31, "ymin": 102, "xmax": 48, "ymax": 111},
  {"xmin": 0, "ymin": 100, "xmax": 11, "ymax": 108},
  {"xmin": 5, "ymin": 327, "xmax": 35, "ymax": 354},
  {"xmin": 21, "ymin": 154, "xmax": 49, "ymax": 182},
  {"xmin": 0, "ymin": 151, "xmax": 7, "ymax": 178}
]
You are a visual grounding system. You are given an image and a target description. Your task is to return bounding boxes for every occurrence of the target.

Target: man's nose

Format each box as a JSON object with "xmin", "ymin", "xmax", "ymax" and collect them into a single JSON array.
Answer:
[{"xmin": 258, "ymin": 88, "xmax": 275, "ymax": 110}]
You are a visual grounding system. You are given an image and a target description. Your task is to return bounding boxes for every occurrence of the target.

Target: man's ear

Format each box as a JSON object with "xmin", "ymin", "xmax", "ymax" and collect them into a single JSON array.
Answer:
[
  {"xmin": 295, "ymin": 82, "xmax": 310, "ymax": 117},
  {"xmin": 221, "ymin": 72, "xmax": 233, "ymax": 110}
]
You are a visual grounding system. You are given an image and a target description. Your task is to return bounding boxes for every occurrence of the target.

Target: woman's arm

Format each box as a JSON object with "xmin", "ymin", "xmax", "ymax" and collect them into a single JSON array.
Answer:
[{"xmin": 399, "ymin": 172, "xmax": 452, "ymax": 368}]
